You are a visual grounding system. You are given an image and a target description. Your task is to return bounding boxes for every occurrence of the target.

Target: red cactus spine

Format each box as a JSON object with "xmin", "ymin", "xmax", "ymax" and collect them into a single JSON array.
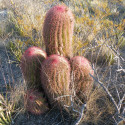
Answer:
[
  {"xmin": 24, "ymin": 89, "xmax": 49, "ymax": 115},
  {"xmin": 70, "ymin": 56, "xmax": 94, "ymax": 102},
  {"xmin": 40, "ymin": 55, "xmax": 71, "ymax": 108},
  {"xmin": 20, "ymin": 46, "xmax": 47, "ymax": 88},
  {"xmin": 43, "ymin": 4, "xmax": 74, "ymax": 58}
]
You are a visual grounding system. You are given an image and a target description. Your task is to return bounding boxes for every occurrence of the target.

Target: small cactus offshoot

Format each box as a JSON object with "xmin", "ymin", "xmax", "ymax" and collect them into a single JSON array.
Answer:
[{"xmin": 24, "ymin": 89, "xmax": 49, "ymax": 115}]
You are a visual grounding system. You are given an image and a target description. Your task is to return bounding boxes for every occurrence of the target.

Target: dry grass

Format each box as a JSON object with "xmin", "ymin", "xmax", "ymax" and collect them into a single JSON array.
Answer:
[{"xmin": 84, "ymin": 88, "xmax": 116, "ymax": 124}]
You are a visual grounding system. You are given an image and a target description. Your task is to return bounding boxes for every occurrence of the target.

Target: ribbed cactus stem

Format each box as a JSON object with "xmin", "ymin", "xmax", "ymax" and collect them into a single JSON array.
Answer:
[
  {"xmin": 43, "ymin": 4, "xmax": 74, "ymax": 58},
  {"xmin": 20, "ymin": 46, "xmax": 47, "ymax": 88},
  {"xmin": 41, "ymin": 55, "xmax": 71, "ymax": 108},
  {"xmin": 70, "ymin": 56, "xmax": 94, "ymax": 102}
]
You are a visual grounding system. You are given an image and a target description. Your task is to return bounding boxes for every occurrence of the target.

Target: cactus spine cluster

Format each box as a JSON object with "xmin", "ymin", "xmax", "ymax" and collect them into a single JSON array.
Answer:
[
  {"xmin": 41, "ymin": 55, "xmax": 71, "ymax": 107},
  {"xmin": 43, "ymin": 4, "xmax": 74, "ymax": 58},
  {"xmin": 20, "ymin": 4, "xmax": 94, "ymax": 114}
]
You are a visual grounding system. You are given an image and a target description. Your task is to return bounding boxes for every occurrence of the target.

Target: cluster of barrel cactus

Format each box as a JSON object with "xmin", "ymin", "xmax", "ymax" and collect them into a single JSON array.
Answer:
[{"xmin": 20, "ymin": 4, "xmax": 94, "ymax": 114}]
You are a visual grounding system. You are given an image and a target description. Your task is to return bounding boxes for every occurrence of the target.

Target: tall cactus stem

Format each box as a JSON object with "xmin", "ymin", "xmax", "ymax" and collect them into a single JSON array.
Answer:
[{"xmin": 43, "ymin": 4, "xmax": 74, "ymax": 58}]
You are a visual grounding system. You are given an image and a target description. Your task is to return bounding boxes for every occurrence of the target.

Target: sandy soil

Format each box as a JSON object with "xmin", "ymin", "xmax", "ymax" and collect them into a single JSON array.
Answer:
[{"xmin": 0, "ymin": 38, "xmax": 23, "ymax": 92}]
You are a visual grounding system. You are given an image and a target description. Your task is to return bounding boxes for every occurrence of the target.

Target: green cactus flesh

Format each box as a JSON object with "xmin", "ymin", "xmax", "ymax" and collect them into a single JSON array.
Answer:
[
  {"xmin": 20, "ymin": 46, "xmax": 47, "ymax": 88},
  {"xmin": 43, "ymin": 4, "xmax": 74, "ymax": 58},
  {"xmin": 40, "ymin": 55, "xmax": 71, "ymax": 108},
  {"xmin": 70, "ymin": 56, "xmax": 94, "ymax": 102}
]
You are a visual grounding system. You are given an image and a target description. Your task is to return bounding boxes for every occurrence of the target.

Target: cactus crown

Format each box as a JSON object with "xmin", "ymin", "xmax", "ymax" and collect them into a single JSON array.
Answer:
[
  {"xmin": 71, "ymin": 56, "xmax": 91, "ymax": 67},
  {"xmin": 23, "ymin": 46, "xmax": 46, "ymax": 57}
]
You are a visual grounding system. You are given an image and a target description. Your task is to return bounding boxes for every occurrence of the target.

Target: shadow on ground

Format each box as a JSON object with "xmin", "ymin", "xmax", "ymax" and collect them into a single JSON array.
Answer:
[{"xmin": 14, "ymin": 108, "xmax": 73, "ymax": 125}]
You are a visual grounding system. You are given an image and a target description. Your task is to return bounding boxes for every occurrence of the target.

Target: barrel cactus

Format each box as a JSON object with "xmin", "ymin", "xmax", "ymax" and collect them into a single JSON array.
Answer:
[
  {"xmin": 41, "ymin": 55, "xmax": 71, "ymax": 109},
  {"xmin": 24, "ymin": 89, "xmax": 49, "ymax": 115},
  {"xmin": 70, "ymin": 56, "xmax": 94, "ymax": 102},
  {"xmin": 43, "ymin": 4, "xmax": 74, "ymax": 58},
  {"xmin": 20, "ymin": 46, "xmax": 47, "ymax": 88}
]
